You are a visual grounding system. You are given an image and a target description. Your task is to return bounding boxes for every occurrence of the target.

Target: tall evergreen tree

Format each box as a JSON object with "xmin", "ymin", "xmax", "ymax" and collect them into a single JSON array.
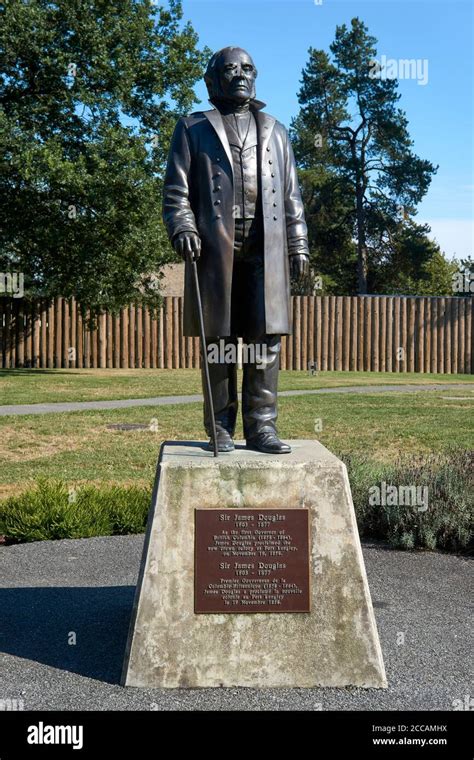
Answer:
[
  {"xmin": 375, "ymin": 222, "xmax": 458, "ymax": 296},
  {"xmin": 291, "ymin": 18, "xmax": 437, "ymax": 294}
]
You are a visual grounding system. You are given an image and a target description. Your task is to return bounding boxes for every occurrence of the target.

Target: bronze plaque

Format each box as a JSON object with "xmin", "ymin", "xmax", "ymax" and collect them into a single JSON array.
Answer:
[{"xmin": 194, "ymin": 509, "xmax": 310, "ymax": 613}]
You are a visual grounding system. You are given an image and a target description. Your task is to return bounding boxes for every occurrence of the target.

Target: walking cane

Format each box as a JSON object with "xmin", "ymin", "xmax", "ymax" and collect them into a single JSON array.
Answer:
[{"xmin": 190, "ymin": 254, "xmax": 218, "ymax": 457}]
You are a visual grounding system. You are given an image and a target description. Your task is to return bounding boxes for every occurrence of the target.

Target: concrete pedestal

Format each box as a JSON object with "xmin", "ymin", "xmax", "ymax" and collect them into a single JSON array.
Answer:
[{"xmin": 121, "ymin": 440, "xmax": 387, "ymax": 688}]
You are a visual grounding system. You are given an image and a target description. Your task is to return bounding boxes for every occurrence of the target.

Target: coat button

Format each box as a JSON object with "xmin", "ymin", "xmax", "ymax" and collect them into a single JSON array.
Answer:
[
  {"xmin": 213, "ymin": 172, "xmax": 221, "ymax": 178},
  {"xmin": 214, "ymin": 200, "xmax": 221, "ymax": 205},
  {"xmin": 271, "ymin": 172, "xmax": 275, "ymax": 177},
  {"xmin": 213, "ymin": 185, "xmax": 221, "ymax": 191},
  {"xmin": 273, "ymin": 215, "xmax": 278, "ymax": 220},
  {"xmin": 266, "ymin": 147, "xmax": 270, "ymax": 152},
  {"xmin": 216, "ymin": 157, "xmax": 221, "ymax": 162},
  {"xmin": 273, "ymin": 202, "xmax": 277, "ymax": 207},
  {"xmin": 272, "ymin": 188, "xmax": 276, "ymax": 193},
  {"xmin": 215, "ymin": 214, "xmax": 221, "ymax": 219},
  {"xmin": 269, "ymin": 160, "xmax": 273, "ymax": 164}
]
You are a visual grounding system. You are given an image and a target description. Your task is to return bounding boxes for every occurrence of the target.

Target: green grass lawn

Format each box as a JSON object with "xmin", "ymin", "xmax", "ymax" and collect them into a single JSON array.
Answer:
[
  {"xmin": 1, "ymin": 371, "xmax": 472, "ymax": 550},
  {"xmin": 0, "ymin": 367, "xmax": 472, "ymax": 406},
  {"xmin": 1, "ymin": 389, "xmax": 472, "ymax": 499}
]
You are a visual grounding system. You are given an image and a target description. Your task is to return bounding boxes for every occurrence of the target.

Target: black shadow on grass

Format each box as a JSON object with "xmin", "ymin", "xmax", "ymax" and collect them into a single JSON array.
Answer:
[{"xmin": 0, "ymin": 585, "xmax": 135, "ymax": 684}]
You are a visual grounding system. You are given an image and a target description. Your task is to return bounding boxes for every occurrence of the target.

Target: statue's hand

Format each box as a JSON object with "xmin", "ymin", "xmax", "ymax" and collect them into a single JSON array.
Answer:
[
  {"xmin": 173, "ymin": 231, "xmax": 201, "ymax": 262},
  {"xmin": 289, "ymin": 253, "xmax": 310, "ymax": 280}
]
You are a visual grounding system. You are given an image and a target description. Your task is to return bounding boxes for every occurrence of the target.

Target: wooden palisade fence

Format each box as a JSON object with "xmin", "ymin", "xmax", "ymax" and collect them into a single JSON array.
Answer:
[{"xmin": 0, "ymin": 295, "xmax": 472, "ymax": 373}]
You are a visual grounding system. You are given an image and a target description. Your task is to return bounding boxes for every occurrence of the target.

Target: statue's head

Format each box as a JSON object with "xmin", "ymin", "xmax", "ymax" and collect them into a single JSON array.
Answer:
[{"xmin": 204, "ymin": 46, "xmax": 257, "ymax": 105}]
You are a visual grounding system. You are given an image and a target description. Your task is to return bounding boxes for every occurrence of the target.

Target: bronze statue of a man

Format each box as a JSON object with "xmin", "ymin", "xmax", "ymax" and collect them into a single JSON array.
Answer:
[{"xmin": 163, "ymin": 46, "xmax": 309, "ymax": 453}]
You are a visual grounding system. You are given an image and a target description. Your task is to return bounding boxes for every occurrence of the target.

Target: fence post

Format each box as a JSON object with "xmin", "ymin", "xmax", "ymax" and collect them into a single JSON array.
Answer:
[
  {"xmin": 430, "ymin": 298, "xmax": 438, "ymax": 374},
  {"xmin": 308, "ymin": 294, "xmax": 315, "ymax": 371},
  {"xmin": 106, "ymin": 312, "xmax": 113, "ymax": 369},
  {"xmin": 416, "ymin": 298, "xmax": 424, "ymax": 373},
  {"xmin": 172, "ymin": 297, "xmax": 179, "ymax": 369},
  {"xmin": 121, "ymin": 306, "xmax": 129, "ymax": 369},
  {"xmin": 128, "ymin": 305, "xmax": 135, "ymax": 369},
  {"xmin": 158, "ymin": 303, "xmax": 164, "ymax": 369},
  {"xmin": 349, "ymin": 296, "xmax": 357, "ymax": 372},
  {"xmin": 458, "ymin": 299, "xmax": 465, "ymax": 375},
  {"xmin": 301, "ymin": 295, "xmax": 308, "ymax": 372},
  {"xmin": 69, "ymin": 298, "xmax": 77, "ymax": 369},
  {"xmin": 379, "ymin": 297, "xmax": 386, "ymax": 373},
  {"xmin": 371, "ymin": 296, "xmax": 379, "ymax": 372},
  {"xmin": 335, "ymin": 296, "xmax": 343, "ymax": 371},
  {"xmin": 444, "ymin": 298, "xmax": 451, "ymax": 374},
  {"xmin": 424, "ymin": 298, "xmax": 431, "ymax": 374},
  {"xmin": 5, "ymin": 295, "xmax": 469, "ymax": 375},
  {"xmin": 293, "ymin": 296, "xmax": 301, "ymax": 370},
  {"xmin": 315, "ymin": 296, "xmax": 322, "ymax": 373},
  {"xmin": 450, "ymin": 298, "xmax": 458, "ymax": 375},
  {"xmin": 465, "ymin": 298, "xmax": 472, "ymax": 374},
  {"xmin": 385, "ymin": 297, "xmax": 392, "ymax": 373}
]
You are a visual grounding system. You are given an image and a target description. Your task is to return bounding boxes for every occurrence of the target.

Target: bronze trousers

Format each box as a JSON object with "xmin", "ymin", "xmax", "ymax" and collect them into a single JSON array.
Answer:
[{"xmin": 201, "ymin": 217, "xmax": 282, "ymax": 440}]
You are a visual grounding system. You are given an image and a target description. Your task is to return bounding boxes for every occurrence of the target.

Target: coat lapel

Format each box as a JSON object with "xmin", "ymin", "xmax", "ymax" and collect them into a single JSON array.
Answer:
[
  {"xmin": 203, "ymin": 109, "xmax": 234, "ymax": 177},
  {"xmin": 253, "ymin": 110, "xmax": 276, "ymax": 154}
]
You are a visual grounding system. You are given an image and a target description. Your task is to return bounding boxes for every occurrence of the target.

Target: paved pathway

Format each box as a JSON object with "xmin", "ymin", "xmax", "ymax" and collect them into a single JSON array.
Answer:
[
  {"xmin": 0, "ymin": 383, "xmax": 472, "ymax": 416},
  {"xmin": 0, "ymin": 535, "xmax": 471, "ymax": 710}
]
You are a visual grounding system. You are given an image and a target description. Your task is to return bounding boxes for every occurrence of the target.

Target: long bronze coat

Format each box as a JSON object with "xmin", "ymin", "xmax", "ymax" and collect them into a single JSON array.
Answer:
[{"xmin": 162, "ymin": 103, "xmax": 308, "ymax": 337}]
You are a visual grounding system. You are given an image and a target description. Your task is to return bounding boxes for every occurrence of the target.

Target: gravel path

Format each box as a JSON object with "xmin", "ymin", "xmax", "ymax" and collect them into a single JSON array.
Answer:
[{"xmin": 0, "ymin": 535, "xmax": 471, "ymax": 711}]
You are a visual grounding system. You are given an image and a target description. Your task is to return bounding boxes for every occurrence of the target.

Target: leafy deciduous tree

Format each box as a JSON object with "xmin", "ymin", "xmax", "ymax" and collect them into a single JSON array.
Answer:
[{"xmin": 0, "ymin": 0, "xmax": 209, "ymax": 311}]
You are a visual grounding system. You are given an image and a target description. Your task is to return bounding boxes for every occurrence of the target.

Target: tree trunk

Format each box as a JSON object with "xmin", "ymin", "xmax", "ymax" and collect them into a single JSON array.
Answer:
[{"xmin": 356, "ymin": 183, "xmax": 368, "ymax": 294}]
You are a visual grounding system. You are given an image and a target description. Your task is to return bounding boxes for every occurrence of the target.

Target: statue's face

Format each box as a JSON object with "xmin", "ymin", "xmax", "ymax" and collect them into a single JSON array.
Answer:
[{"xmin": 216, "ymin": 48, "xmax": 257, "ymax": 102}]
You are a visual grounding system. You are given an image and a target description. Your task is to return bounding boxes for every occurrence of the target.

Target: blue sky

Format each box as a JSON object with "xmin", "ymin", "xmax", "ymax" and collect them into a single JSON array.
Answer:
[{"xmin": 181, "ymin": 0, "xmax": 473, "ymax": 259}]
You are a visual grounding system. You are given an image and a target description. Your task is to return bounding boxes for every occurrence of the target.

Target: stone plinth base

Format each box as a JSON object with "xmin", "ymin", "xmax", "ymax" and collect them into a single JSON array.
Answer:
[{"xmin": 121, "ymin": 440, "xmax": 387, "ymax": 688}]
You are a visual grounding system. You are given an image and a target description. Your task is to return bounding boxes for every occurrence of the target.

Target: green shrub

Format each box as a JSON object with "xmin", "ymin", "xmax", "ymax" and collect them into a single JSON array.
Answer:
[
  {"xmin": 342, "ymin": 449, "xmax": 473, "ymax": 553},
  {"xmin": 0, "ymin": 479, "xmax": 150, "ymax": 543},
  {"xmin": 1, "ymin": 450, "xmax": 472, "ymax": 552}
]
